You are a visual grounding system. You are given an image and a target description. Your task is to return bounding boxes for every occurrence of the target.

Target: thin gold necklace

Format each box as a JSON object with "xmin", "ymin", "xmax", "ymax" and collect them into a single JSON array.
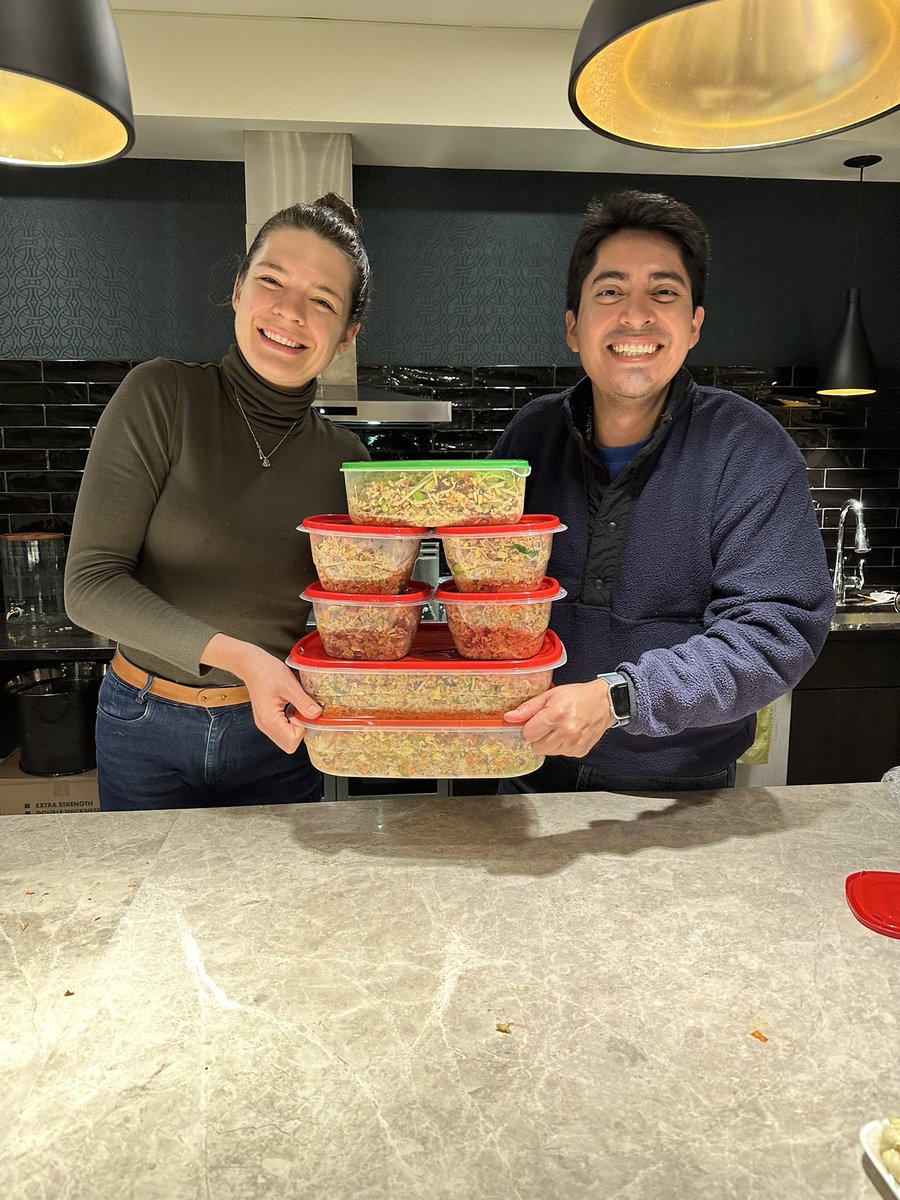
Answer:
[{"xmin": 232, "ymin": 386, "xmax": 300, "ymax": 468}]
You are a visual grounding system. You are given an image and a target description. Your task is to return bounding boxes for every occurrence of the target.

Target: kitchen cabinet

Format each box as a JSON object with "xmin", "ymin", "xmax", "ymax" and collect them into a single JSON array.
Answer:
[{"xmin": 787, "ymin": 624, "xmax": 900, "ymax": 784}]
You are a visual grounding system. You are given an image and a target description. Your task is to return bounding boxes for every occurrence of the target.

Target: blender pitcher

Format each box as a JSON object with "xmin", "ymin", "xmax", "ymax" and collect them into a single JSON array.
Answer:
[{"xmin": 0, "ymin": 533, "xmax": 72, "ymax": 634}]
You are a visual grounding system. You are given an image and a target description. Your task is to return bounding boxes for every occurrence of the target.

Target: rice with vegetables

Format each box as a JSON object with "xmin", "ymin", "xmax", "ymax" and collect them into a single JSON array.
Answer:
[
  {"xmin": 315, "ymin": 601, "xmax": 423, "ymax": 661},
  {"xmin": 309, "ymin": 531, "xmax": 420, "ymax": 594},
  {"xmin": 445, "ymin": 599, "xmax": 552, "ymax": 660},
  {"xmin": 443, "ymin": 531, "xmax": 552, "ymax": 591},
  {"xmin": 345, "ymin": 465, "xmax": 527, "ymax": 527},
  {"xmin": 304, "ymin": 726, "xmax": 543, "ymax": 778}
]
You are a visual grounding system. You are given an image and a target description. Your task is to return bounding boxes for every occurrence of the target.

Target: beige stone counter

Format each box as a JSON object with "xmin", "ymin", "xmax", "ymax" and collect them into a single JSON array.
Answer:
[{"xmin": 2, "ymin": 784, "xmax": 899, "ymax": 1199}]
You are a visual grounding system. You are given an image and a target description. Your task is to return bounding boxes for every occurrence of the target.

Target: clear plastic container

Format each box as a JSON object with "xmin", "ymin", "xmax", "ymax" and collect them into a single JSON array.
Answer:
[
  {"xmin": 436, "ymin": 515, "xmax": 567, "ymax": 592},
  {"xmin": 287, "ymin": 624, "xmax": 566, "ymax": 719},
  {"xmin": 301, "ymin": 580, "xmax": 432, "ymax": 661},
  {"xmin": 436, "ymin": 577, "xmax": 566, "ymax": 660},
  {"xmin": 341, "ymin": 460, "xmax": 530, "ymax": 528},
  {"xmin": 298, "ymin": 514, "xmax": 426, "ymax": 594},
  {"xmin": 294, "ymin": 714, "xmax": 544, "ymax": 779}
]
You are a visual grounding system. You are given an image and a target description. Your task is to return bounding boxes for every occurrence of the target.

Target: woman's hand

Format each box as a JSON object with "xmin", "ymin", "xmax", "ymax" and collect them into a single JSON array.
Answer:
[
  {"xmin": 201, "ymin": 634, "xmax": 321, "ymax": 753},
  {"xmin": 503, "ymin": 680, "xmax": 615, "ymax": 758}
]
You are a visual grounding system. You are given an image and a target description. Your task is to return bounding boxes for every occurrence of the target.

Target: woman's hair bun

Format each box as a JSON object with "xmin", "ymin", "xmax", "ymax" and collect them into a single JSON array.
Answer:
[{"xmin": 313, "ymin": 192, "xmax": 363, "ymax": 234}]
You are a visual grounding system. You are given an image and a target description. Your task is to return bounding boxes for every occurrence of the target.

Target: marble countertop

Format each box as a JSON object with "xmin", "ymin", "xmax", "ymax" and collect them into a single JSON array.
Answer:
[{"xmin": 2, "ymin": 784, "xmax": 899, "ymax": 1200}]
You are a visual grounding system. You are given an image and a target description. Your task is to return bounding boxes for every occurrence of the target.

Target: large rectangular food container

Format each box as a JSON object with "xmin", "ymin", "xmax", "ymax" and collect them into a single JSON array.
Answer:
[
  {"xmin": 301, "ymin": 580, "xmax": 431, "ymax": 661},
  {"xmin": 298, "ymin": 514, "xmax": 426, "ymax": 594},
  {"xmin": 294, "ymin": 714, "xmax": 544, "ymax": 779},
  {"xmin": 287, "ymin": 624, "xmax": 565, "ymax": 719},
  {"xmin": 435, "ymin": 515, "xmax": 566, "ymax": 592},
  {"xmin": 436, "ymin": 577, "xmax": 566, "ymax": 660},
  {"xmin": 341, "ymin": 460, "xmax": 530, "ymax": 528}
]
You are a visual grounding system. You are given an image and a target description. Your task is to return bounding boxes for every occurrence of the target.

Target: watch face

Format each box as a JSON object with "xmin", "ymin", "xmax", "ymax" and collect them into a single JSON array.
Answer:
[{"xmin": 609, "ymin": 682, "xmax": 630, "ymax": 720}]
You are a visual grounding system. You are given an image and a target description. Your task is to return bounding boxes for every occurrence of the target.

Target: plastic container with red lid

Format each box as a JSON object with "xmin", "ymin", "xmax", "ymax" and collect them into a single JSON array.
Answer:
[
  {"xmin": 287, "ymin": 624, "xmax": 565, "ymax": 719},
  {"xmin": 301, "ymin": 580, "xmax": 432, "ymax": 661},
  {"xmin": 435, "ymin": 514, "xmax": 567, "ymax": 592},
  {"xmin": 293, "ymin": 712, "xmax": 543, "ymax": 779},
  {"xmin": 298, "ymin": 514, "xmax": 427, "ymax": 594},
  {"xmin": 436, "ymin": 577, "xmax": 566, "ymax": 660},
  {"xmin": 845, "ymin": 871, "xmax": 900, "ymax": 939}
]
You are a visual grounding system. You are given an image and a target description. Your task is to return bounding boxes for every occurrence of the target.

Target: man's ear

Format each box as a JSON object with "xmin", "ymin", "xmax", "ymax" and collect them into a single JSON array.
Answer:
[
  {"xmin": 689, "ymin": 305, "xmax": 705, "ymax": 349},
  {"xmin": 565, "ymin": 310, "xmax": 579, "ymax": 354}
]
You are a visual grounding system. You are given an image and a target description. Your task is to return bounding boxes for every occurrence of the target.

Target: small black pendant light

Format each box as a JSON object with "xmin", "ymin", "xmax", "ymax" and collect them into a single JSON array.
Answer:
[
  {"xmin": 569, "ymin": 0, "xmax": 900, "ymax": 152},
  {"xmin": 816, "ymin": 155, "xmax": 881, "ymax": 398},
  {"xmin": 0, "ymin": 0, "xmax": 134, "ymax": 167}
]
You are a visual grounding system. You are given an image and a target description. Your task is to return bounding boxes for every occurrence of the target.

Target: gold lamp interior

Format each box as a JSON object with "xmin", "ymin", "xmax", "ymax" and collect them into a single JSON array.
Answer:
[
  {"xmin": 0, "ymin": 69, "xmax": 129, "ymax": 167},
  {"xmin": 574, "ymin": 0, "xmax": 900, "ymax": 151}
]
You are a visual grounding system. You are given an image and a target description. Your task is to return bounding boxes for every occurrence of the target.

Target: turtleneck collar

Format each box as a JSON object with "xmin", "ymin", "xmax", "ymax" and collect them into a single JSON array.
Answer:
[{"xmin": 220, "ymin": 343, "xmax": 319, "ymax": 433}]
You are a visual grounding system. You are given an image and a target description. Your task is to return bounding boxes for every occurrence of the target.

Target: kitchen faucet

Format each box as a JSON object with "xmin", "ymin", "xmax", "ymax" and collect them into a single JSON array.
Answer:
[{"xmin": 833, "ymin": 498, "xmax": 870, "ymax": 604}]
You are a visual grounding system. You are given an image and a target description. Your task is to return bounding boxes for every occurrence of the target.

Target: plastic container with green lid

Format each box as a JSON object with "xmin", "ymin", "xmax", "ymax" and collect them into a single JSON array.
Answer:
[{"xmin": 341, "ymin": 460, "xmax": 530, "ymax": 528}]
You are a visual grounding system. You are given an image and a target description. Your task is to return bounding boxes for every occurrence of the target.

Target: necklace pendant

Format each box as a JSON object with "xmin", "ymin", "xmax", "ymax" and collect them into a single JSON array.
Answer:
[{"xmin": 258, "ymin": 447, "xmax": 271, "ymax": 467}]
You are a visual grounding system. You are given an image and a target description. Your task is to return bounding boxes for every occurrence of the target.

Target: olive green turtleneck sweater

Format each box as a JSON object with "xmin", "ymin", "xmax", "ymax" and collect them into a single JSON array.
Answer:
[{"xmin": 65, "ymin": 345, "xmax": 369, "ymax": 685}]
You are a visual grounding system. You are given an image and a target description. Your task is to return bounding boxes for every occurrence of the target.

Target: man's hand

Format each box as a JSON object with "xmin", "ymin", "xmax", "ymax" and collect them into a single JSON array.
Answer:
[
  {"xmin": 503, "ymin": 679, "xmax": 616, "ymax": 758},
  {"xmin": 201, "ymin": 634, "xmax": 321, "ymax": 753}
]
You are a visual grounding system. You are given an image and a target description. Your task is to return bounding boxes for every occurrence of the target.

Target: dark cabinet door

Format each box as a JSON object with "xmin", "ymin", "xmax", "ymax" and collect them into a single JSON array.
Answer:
[{"xmin": 787, "ymin": 686, "xmax": 900, "ymax": 784}]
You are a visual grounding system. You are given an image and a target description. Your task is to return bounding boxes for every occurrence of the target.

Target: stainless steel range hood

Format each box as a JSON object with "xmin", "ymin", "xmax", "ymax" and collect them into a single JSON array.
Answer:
[{"xmin": 314, "ymin": 381, "xmax": 452, "ymax": 425}]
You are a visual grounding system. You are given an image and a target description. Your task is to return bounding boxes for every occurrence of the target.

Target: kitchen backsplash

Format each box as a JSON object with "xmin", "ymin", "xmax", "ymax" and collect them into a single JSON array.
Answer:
[{"xmin": 1, "ymin": 358, "xmax": 898, "ymax": 588}]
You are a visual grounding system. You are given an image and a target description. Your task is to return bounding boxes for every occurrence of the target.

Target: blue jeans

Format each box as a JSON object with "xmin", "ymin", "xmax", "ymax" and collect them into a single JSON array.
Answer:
[
  {"xmin": 499, "ymin": 755, "xmax": 736, "ymax": 795},
  {"xmin": 96, "ymin": 668, "xmax": 322, "ymax": 811}
]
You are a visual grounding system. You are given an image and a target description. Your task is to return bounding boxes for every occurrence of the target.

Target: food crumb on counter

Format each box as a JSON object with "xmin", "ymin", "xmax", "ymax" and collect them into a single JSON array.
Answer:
[
  {"xmin": 496, "ymin": 1023, "xmax": 512, "ymax": 1034},
  {"xmin": 750, "ymin": 1029, "xmax": 768, "ymax": 1042}
]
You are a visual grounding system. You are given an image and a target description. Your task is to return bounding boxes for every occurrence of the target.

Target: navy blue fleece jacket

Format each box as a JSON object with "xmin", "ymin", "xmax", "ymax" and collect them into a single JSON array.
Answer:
[{"xmin": 491, "ymin": 372, "xmax": 835, "ymax": 779}]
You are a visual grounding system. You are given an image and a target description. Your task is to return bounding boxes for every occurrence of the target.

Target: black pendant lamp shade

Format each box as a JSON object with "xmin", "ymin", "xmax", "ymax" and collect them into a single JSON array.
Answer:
[
  {"xmin": 816, "ymin": 155, "xmax": 881, "ymax": 398},
  {"xmin": 0, "ymin": 0, "xmax": 134, "ymax": 167},
  {"xmin": 569, "ymin": 0, "xmax": 900, "ymax": 152}
]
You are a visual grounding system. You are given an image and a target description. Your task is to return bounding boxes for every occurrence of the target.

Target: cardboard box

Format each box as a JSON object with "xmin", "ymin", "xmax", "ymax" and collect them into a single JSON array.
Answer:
[{"xmin": 0, "ymin": 751, "xmax": 100, "ymax": 815}]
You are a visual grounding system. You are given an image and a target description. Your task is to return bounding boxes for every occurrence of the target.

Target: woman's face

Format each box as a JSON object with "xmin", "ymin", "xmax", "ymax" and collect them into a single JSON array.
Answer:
[{"xmin": 232, "ymin": 226, "xmax": 359, "ymax": 391}]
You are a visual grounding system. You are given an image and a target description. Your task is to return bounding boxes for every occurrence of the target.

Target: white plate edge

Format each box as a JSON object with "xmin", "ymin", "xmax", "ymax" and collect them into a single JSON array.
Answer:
[{"xmin": 860, "ymin": 1119, "xmax": 900, "ymax": 1199}]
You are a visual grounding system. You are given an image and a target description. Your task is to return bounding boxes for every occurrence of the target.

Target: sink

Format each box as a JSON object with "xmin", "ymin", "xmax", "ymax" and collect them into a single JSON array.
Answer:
[{"xmin": 831, "ymin": 609, "xmax": 900, "ymax": 627}]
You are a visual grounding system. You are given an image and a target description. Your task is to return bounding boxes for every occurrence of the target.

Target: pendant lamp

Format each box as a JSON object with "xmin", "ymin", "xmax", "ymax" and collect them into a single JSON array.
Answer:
[
  {"xmin": 816, "ymin": 155, "xmax": 881, "ymax": 398},
  {"xmin": 0, "ymin": 0, "xmax": 134, "ymax": 167},
  {"xmin": 569, "ymin": 0, "xmax": 900, "ymax": 152}
]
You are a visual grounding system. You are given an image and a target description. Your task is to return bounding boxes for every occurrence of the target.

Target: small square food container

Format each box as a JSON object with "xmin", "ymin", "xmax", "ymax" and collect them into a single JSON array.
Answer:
[
  {"xmin": 287, "ymin": 623, "xmax": 566, "ymax": 719},
  {"xmin": 435, "ymin": 515, "xmax": 567, "ymax": 592},
  {"xmin": 436, "ymin": 577, "xmax": 566, "ymax": 660},
  {"xmin": 292, "ymin": 714, "xmax": 544, "ymax": 779},
  {"xmin": 341, "ymin": 459, "xmax": 531, "ymax": 528},
  {"xmin": 301, "ymin": 580, "xmax": 432, "ymax": 661},
  {"xmin": 298, "ymin": 514, "xmax": 427, "ymax": 594}
]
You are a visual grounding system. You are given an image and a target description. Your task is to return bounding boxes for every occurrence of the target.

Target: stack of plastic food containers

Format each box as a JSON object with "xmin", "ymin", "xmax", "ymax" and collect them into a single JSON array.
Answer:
[{"xmin": 291, "ymin": 461, "xmax": 568, "ymax": 781}]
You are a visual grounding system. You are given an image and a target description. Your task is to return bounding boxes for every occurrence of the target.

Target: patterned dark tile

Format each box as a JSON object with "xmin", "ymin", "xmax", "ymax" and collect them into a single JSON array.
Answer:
[
  {"xmin": 0, "ymin": 493, "xmax": 52, "ymax": 515},
  {"xmin": 42, "ymin": 360, "xmax": 132, "ymax": 383},
  {"xmin": 0, "ymin": 360, "xmax": 41, "ymax": 382},
  {"xmin": 0, "ymin": 382, "xmax": 88, "ymax": 405},
  {"xmin": 473, "ymin": 366, "xmax": 555, "ymax": 388},
  {"xmin": 7, "ymin": 471, "xmax": 83, "ymax": 492},
  {"xmin": 2, "ymin": 427, "xmax": 92, "ymax": 449},
  {"xmin": 45, "ymin": 405, "xmax": 106, "ymax": 426},
  {"xmin": 48, "ymin": 449, "xmax": 89, "ymax": 470},
  {"xmin": 9, "ymin": 513, "xmax": 72, "ymax": 535},
  {"xmin": 0, "ymin": 449, "xmax": 48, "ymax": 470}
]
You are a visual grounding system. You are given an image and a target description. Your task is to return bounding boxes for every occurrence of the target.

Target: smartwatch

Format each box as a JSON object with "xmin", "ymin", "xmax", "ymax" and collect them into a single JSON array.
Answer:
[{"xmin": 597, "ymin": 671, "xmax": 632, "ymax": 728}]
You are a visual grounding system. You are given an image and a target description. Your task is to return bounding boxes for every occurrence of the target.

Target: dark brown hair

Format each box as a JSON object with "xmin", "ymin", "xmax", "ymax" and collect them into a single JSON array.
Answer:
[
  {"xmin": 237, "ymin": 192, "xmax": 371, "ymax": 327},
  {"xmin": 566, "ymin": 189, "xmax": 710, "ymax": 315}
]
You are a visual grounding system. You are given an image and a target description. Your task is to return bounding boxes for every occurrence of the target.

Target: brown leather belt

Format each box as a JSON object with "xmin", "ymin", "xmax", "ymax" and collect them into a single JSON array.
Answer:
[{"xmin": 111, "ymin": 650, "xmax": 251, "ymax": 708}]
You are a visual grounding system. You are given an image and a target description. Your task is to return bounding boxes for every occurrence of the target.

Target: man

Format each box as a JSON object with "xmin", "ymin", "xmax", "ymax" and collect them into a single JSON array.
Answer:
[{"xmin": 492, "ymin": 190, "xmax": 834, "ymax": 793}]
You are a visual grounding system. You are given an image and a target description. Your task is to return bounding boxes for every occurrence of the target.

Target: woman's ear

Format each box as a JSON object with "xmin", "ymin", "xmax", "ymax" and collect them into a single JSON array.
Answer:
[
  {"xmin": 231, "ymin": 277, "xmax": 242, "ymax": 312},
  {"xmin": 337, "ymin": 322, "xmax": 361, "ymax": 355}
]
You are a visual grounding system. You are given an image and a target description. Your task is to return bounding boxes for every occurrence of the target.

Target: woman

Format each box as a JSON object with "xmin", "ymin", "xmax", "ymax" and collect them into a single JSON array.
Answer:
[{"xmin": 65, "ymin": 194, "xmax": 370, "ymax": 810}]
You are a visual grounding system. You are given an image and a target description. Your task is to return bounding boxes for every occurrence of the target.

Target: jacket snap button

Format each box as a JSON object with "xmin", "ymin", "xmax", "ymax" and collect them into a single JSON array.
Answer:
[{"xmin": 607, "ymin": 521, "xmax": 617, "ymax": 532}]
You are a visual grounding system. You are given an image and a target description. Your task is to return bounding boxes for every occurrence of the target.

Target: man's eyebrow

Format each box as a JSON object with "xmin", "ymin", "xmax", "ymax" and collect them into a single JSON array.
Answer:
[
  {"xmin": 589, "ymin": 269, "xmax": 688, "ymax": 287},
  {"xmin": 255, "ymin": 260, "xmax": 345, "ymax": 302}
]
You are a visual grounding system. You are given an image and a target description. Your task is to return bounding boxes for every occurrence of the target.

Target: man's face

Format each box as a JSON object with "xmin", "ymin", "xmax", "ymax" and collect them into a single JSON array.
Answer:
[{"xmin": 565, "ymin": 228, "xmax": 704, "ymax": 409}]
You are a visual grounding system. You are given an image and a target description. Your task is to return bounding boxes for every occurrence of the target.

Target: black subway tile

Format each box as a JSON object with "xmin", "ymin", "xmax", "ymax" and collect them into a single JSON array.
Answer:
[
  {"xmin": 805, "ymin": 469, "xmax": 825, "ymax": 489},
  {"xmin": 48, "ymin": 449, "xmax": 89, "ymax": 470},
  {"xmin": 0, "ymin": 449, "xmax": 48, "ymax": 470},
  {"xmin": 9, "ymin": 513, "xmax": 71, "ymax": 535},
  {"xmin": 865, "ymin": 448, "xmax": 900, "ymax": 469},
  {"xmin": 0, "ymin": 405, "xmax": 45, "ymax": 426},
  {"xmin": 0, "ymin": 493, "xmax": 53, "ymax": 515},
  {"xmin": 862, "ymin": 566, "xmax": 900, "ymax": 587},
  {"xmin": 862, "ymin": 489, "xmax": 900, "ymax": 508},
  {"xmin": 50, "ymin": 492, "xmax": 80, "ymax": 514},
  {"xmin": 472, "ymin": 366, "xmax": 555, "ymax": 387},
  {"xmin": 809, "ymin": 488, "xmax": 863, "ymax": 507},
  {"xmin": 514, "ymin": 386, "xmax": 556, "ymax": 406},
  {"xmin": 821, "ymin": 507, "xmax": 898, "ymax": 529},
  {"xmin": 432, "ymin": 386, "xmax": 514, "ymax": 407},
  {"xmin": 7, "ymin": 471, "xmax": 83, "ymax": 492},
  {"xmin": 829, "ymin": 428, "xmax": 900, "ymax": 449},
  {"xmin": 791, "ymin": 407, "xmax": 866, "ymax": 428},
  {"xmin": 803, "ymin": 447, "xmax": 862, "ymax": 469},
  {"xmin": 868, "ymin": 408, "xmax": 900, "ymax": 431},
  {"xmin": 430, "ymin": 431, "xmax": 497, "ymax": 454},
  {"xmin": 472, "ymin": 408, "xmax": 516, "ymax": 431},
  {"xmin": 86, "ymin": 383, "xmax": 120, "ymax": 404},
  {"xmin": 42, "ymin": 359, "xmax": 132, "ymax": 383},
  {"xmin": 552, "ymin": 365, "xmax": 583, "ymax": 387},
  {"xmin": 383, "ymin": 366, "xmax": 473, "ymax": 389},
  {"xmin": 2, "ymin": 427, "xmax": 92, "ymax": 449},
  {"xmin": 0, "ymin": 360, "xmax": 41, "ymax": 382},
  {"xmin": 825, "ymin": 468, "xmax": 899, "ymax": 489},
  {"xmin": 0, "ymin": 382, "xmax": 88, "ymax": 405},
  {"xmin": 45, "ymin": 405, "xmax": 106, "ymax": 426}
]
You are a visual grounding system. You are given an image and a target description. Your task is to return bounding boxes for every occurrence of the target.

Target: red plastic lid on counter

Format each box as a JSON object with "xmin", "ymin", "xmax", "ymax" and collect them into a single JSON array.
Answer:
[
  {"xmin": 287, "ymin": 623, "xmax": 566, "ymax": 672},
  {"xmin": 436, "ymin": 577, "xmax": 564, "ymax": 603},
  {"xmin": 434, "ymin": 515, "xmax": 565, "ymax": 536},
  {"xmin": 302, "ymin": 580, "xmax": 432, "ymax": 605},
  {"xmin": 299, "ymin": 514, "xmax": 428, "ymax": 537},
  {"xmin": 845, "ymin": 871, "xmax": 900, "ymax": 939}
]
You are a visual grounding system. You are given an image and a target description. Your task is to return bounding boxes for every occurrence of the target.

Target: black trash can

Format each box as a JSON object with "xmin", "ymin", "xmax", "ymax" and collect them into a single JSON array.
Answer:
[{"xmin": 4, "ymin": 663, "xmax": 106, "ymax": 776}]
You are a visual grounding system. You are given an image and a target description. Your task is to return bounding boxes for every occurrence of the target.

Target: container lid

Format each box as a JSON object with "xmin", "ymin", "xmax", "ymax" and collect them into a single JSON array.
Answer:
[
  {"xmin": 435, "ymin": 515, "xmax": 565, "ymax": 536},
  {"xmin": 845, "ymin": 870, "xmax": 900, "ymax": 938},
  {"xmin": 0, "ymin": 531, "xmax": 65, "ymax": 540},
  {"xmin": 299, "ymin": 514, "xmax": 428, "ymax": 537},
  {"xmin": 341, "ymin": 459, "xmax": 530, "ymax": 475},
  {"xmin": 288, "ymin": 623, "xmax": 566, "ymax": 673},
  {"xmin": 291, "ymin": 712, "xmax": 531, "ymax": 731},
  {"xmin": 436, "ymin": 577, "xmax": 564, "ymax": 603},
  {"xmin": 302, "ymin": 580, "xmax": 433, "ymax": 605}
]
